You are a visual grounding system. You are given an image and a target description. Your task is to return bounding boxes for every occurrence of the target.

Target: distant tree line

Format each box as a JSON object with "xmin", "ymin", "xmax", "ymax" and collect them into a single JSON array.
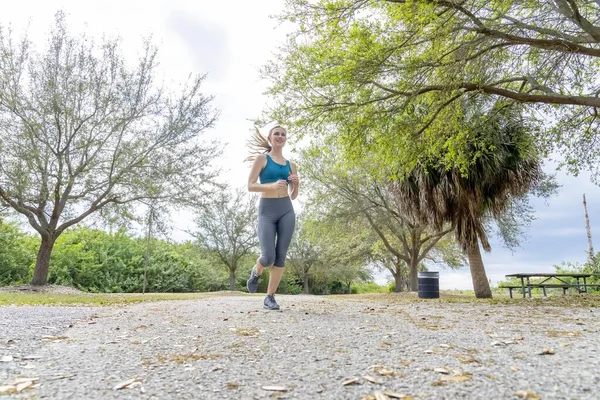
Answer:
[{"xmin": 0, "ymin": 219, "xmax": 375, "ymax": 294}]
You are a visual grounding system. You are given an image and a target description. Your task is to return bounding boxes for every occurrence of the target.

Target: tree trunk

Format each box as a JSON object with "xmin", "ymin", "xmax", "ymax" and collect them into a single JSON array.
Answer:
[
  {"xmin": 467, "ymin": 242, "xmax": 492, "ymax": 298},
  {"xmin": 229, "ymin": 270, "xmax": 236, "ymax": 291},
  {"xmin": 409, "ymin": 259, "xmax": 418, "ymax": 292},
  {"xmin": 143, "ymin": 206, "xmax": 154, "ymax": 294},
  {"xmin": 394, "ymin": 271, "xmax": 404, "ymax": 293},
  {"xmin": 31, "ymin": 235, "xmax": 56, "ymax": 286},
  {"xmin": 583, "ymin": 194, "xmax": 596, "ymax": 268},
  {"xmin": 303, "ymin": 273, "xmax": 310, "ymax": 294}
]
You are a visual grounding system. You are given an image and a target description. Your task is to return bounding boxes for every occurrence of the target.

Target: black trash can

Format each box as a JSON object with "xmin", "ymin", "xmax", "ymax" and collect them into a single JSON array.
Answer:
[{"xmin": 418, "ymin": 271, "xmax": 439, "ymax": 299}]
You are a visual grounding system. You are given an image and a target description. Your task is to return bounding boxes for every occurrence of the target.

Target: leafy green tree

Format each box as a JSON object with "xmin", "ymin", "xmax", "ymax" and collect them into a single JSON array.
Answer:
[
  {"xmin": 394, "ymin": 111, "xmax": 544, "ymax": 298},
  {"xmin": 175, "ymin": 242, "xmax": 231, "ymax": 292},
  {"xmin": 286, "ymin": 220, "xmax": 321, "ymax": 294},
  {"xmin": 48, "ymin": 227, "xmax": 213, "ymax": 293},
  {"xmin": 191, "ymin": 188, "xmax": 258, "ymax": 290},
  {"xmin": 300, "ymin": 145, "xmax": 464, "ymax": 292},
  {"xmin": 301, "ymin": 212, "xmax": 374, "ymax": 294},
  {"xmin": 0, "ymin": 12, "xmax": 220, "ymax": 285},
  {"xmin": 0, "ymin": 219, "xmax": 36, "ymax": 284},
  {"xmin": 266, "ymin": 0, "xmax": 600, "ymax": 178}
]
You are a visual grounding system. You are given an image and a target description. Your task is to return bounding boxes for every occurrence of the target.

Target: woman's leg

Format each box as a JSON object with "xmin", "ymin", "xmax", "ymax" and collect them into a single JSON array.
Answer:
[
  {"xmin": 257, "ymin": 207, "xmax": 277, "ymax": 269},
  {"xmin": 267, "ymin": 267, "xmax": 285, "ymax": 296},
  {"xmin": 267, "ymin": 209, "xmax": 296, "ymax": 295},
  {"xmin": 255, "ymin": 258, "xmax": 267, "ymax": 276},
  {"xmin": 247, "ymin": 202, "xmax": 277, "ymax": 293}
]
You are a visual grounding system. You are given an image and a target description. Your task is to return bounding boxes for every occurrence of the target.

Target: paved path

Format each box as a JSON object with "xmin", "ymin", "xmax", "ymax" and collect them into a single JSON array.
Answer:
[{"xmin": 1, "ymin": 294, "xmax": 599, "ymax": 399}]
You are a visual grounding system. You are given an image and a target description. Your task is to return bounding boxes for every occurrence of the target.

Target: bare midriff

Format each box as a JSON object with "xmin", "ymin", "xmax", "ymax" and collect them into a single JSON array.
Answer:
[{"xmin": 260, "ymin": 186, "xmax": 290, "ymax": 199}]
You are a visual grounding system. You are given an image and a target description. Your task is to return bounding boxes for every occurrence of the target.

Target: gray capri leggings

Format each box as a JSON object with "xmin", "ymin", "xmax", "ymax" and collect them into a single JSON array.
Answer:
[{"xmin": 258, "ymin": 197, "xmax": 296, "ymax": 268}]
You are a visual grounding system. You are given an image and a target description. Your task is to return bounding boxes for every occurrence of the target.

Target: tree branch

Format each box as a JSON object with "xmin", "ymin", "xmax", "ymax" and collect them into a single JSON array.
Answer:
[
  {"xmin": 554, "ymin": 0, "xmax": 600, "ymax": 41},
  {"xmin": 363, "ymin": 211, "xmax": 405, "ymax": 260},
  {"xmin": 417, "ymin": 227, "xmax": 453, "ymax": 263},
  {"xmin": 0, "ymin": 186, "xmax": 45, "ymax": 235}
]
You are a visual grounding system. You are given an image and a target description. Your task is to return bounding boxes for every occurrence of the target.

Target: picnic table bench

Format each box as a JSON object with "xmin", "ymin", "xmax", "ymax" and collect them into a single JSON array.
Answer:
[{"xmin": 502, "ymin": 273, "xmax": 600, "ymax": 298}]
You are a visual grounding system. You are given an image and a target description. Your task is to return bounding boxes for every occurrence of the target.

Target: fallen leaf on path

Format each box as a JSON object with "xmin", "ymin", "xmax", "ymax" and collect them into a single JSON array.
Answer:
[
  {"xmin": 15, "ymin": 381, "xmax": 34, "ymax": 392},
  {"xmin": 360, "ymin": 392, "xmax": 389, "ymax": 400},
  {"xmin": 457, "ymin": 355, "xmax": 480, "ymax": 364},
  {"xmin": 433, "ymin": 368, "xmax": 450, "ymax": 374},
  {"xmin": 368, "ymin": 365, "xmax": 395, "ymax": 376},
  {"xmin": 510, "ymin": 366, "xmax": 520, "ymax": 372},
  {"xmin": 342, "ymin": 378, "xmax": 360, "ymax": 386},
  {"xmin": 13, "ymin": 378, "xmax": 39, "ymax": 385},
  {"xmin": 384, "ymin": 392, "xmax": 413, "ymax": 400},
  {"xmin": 235, "ymin": 328, "xmax": 260, "ymax": 337},
  {"xmin": 0, "ymin": 386, "xmax": 16, "ymax": 395},
  {"xmin": 51, "ymin": 375, "xmax": 75, "ymax": 380},
  {"xmin": 362, "ymin": 391, "xmax": 408, "ymax": 400},
  {"xmin": 440, "ymin": 375, "xmax": 471, "ymax": 382},
  {"xmin": 113, "ymin": 378, "xmax": 142, "ymax": 390},
  {"xmin": 452, "ymin": 369, "xmax": 468, "ymax": 376},
  {"xmin": 439, "ymin": 344, "xmax": 451, "ymax": 349},
  {"xmin": 41, "ymin": 335, "xmax": 68, "ymax": 342},
  {"xmin": 261, "ymin": 385, "xmax": 287, "ymax": 391},
  {"xmin": 515, "ymin": 390, "xmax": 541, "ymax": 399},
  {"xmin": 22, "ymin": 355, "xmax": 42, "ymax": 360},
  {"xmin": 539, "ymin": 348, "xmax": 555, "ymax": 355},
  {"xmin": 128, "ymin": 382, "xmax": 143, "ymax": 389},
  {"xmin": 362, "ymin": 376, "xmax": 381, "ymax": 384},
  {"xmin": 0, "ymin": 378, "xmax": 38, "ymax": 394}
]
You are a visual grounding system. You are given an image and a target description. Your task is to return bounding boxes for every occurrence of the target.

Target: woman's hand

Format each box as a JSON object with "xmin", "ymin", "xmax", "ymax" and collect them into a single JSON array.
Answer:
[
  {"xmin": 270, "ymin": 179, "xmax": 288, "ymax": 190},
  {"xmin": 287, "ymin": 172, "xmax": 299, "ymax": 186}
]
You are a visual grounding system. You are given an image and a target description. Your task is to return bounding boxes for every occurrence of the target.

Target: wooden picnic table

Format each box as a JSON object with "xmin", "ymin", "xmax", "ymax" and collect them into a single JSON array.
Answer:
[{"xmin": 503, "ymin": 273, "xmax": 600, "ymax": 298}]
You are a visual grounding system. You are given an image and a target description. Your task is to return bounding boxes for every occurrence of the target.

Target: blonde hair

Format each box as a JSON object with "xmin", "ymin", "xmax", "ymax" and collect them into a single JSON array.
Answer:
[{"xmin": 246, "ymin": 125, "xmax": 285, "ymax": 161}]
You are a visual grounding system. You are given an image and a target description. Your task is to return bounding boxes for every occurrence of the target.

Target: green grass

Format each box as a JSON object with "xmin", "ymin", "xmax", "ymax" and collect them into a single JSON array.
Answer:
[
  {"xmin": 2, "ymin": 289, "xmax": 599, "ymax": 308},
  {"xmin": 350, "ymin": 282, "xmax": 390, "ymax": 294},
  {"xmin": 0, "ymin": 291, "xmax": 244, "ymax": 306},
  {"xmin": 327, "ymin": 290, "xmax": 600, "ymax": 307}
]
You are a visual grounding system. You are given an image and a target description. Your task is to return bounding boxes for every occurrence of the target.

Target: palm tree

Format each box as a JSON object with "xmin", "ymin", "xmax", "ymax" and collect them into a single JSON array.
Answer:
[{"xmin": 394, "ymin": 112, "xmax": 543, "ymax": 298}]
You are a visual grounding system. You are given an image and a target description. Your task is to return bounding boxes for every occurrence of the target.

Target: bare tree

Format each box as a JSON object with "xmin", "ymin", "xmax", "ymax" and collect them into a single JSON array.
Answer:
[
  {"xmin": 583, "ymin": 193, "xmax": 596, "ymax": 267},
  {"xmin": 0, "ymin": 13, "xmax": 220, "ymax": 285},
  {"xmin": 192, "ymin": 188, "xmax": 258, "ymax": 291}
]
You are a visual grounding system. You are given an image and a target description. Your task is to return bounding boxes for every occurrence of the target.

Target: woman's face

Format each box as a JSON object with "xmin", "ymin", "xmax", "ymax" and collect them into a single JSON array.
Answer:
[{"xmin": 269, "ymin": 127, "xmax": 287, "ymax": 148}]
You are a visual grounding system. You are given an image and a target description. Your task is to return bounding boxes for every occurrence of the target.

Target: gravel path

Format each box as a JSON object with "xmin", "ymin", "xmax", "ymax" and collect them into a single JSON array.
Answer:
[{"xmin": 1, "ymin": 294, "xmax": 599, "ymax": 399}]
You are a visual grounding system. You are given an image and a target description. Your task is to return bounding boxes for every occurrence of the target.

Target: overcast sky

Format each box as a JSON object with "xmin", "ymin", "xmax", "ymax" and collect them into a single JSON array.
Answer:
[{"xmin": 3, "ymin": 1, "xmax": 600, "ymax": 290}]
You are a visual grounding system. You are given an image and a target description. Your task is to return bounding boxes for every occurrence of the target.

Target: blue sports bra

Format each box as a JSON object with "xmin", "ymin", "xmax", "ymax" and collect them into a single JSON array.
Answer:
[{"xmin": 259, "ymin": 154, "xmax": 292, "ymax": 184}]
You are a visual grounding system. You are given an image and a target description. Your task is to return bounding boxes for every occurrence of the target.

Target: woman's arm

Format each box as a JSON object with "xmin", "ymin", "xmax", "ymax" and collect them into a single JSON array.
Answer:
[
  {"xmin": 288, "ymin": 161, "xmax": 299, "ymax": 200},
  {"xmin": 248, "ymin": 155, "xmax": 286, "ymax": 192}
]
